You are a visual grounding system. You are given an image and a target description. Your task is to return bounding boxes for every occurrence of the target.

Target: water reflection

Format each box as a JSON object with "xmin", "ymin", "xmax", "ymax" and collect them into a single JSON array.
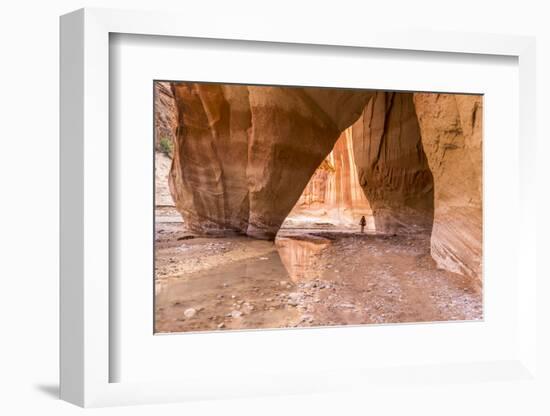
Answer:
[
  {"xmin": 155, "ymin": 234, "xmax": 333, "ymax": 332},
  {"xmin": 275, "ymin": 235, "xmax": 331, "ymax": 282}
]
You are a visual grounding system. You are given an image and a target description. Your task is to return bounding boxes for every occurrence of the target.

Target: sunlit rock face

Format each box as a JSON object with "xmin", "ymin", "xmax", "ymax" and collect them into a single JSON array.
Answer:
[
  {"xmin": 351, "ymin": 92, "xmax": 434, "ymax": 236},
  {"xmin": 286, "ymin": 129, "xmax": 373, "ymax": 229},
  {"xmin": 154, "ymin": 82, "xmax": 177, "ymax": 149},
  {"xmin": 414, "ymin": 93, "xmax": 482, "ymax": 282},
  {"xmin": 154, "ymin": 82, "xmax": 178, "ymax": 218},
  {"xmin": 169, "ymin": 83, "xmax": 373, "ymax": 239}
]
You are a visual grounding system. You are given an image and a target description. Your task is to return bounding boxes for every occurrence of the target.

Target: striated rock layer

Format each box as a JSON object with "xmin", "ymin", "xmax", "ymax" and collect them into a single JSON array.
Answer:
[
  {"xmin": 351, "ymin": 92, "xmax": 434, "ymax": 236},
  {"xmin": 154, "ymin": 82, "xmax": 178, "ymax": 218},
  {"xmin": 286, "ymin": 128, "xmax": 372, "ymax": 228},
  {"xmin": 169, "ymin": 82, "xmax": 373, "ymax": 239},
  {"xmin": 154, "ymin": 81, "xmax": 177, "ymax": 150},
  {"xmin": 414, "ymin": 93, "xmax": 482, "ymax": 282}
]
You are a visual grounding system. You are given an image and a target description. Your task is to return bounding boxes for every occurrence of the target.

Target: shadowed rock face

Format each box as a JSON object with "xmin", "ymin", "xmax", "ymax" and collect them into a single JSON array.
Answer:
[
  {"xmin": 169, "ymin": 83, "xmax": 373, "ymax": 239},
  {"xmin": 414, "ymin": 93, "xmax": 482, "ymax": 282},
  {"xmin": 351, "ymin": 92, "xmax": 434, "ymax": 236}
]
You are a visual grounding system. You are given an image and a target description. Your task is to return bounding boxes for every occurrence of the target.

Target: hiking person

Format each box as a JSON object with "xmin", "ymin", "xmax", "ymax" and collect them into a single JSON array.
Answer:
[{"xmin": 359, "ymin": 215, "xmax": 366, "ymax": 233}]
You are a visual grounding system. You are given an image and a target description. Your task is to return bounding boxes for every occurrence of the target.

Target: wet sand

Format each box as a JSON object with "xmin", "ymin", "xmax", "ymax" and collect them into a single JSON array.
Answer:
[{"xmin": 155, "ymin": 223, "xmax": 482, "ymax": 333}]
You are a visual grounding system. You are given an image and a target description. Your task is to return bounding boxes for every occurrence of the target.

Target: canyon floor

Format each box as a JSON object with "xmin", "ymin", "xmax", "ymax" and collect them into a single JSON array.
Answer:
[{"xmin": 154, "ymin": 220, "xmax": 482, "ymax": 333}]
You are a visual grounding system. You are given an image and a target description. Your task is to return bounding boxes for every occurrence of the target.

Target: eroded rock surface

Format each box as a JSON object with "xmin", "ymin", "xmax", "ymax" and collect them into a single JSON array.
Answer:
[
  {"xmin": 169, "ymin": 83, "xmax": 373, "ymax": 239},
  {"xmin": 154, "ymin": 82, "xmax": 179, "ymax": 221},
  {"xmin": 414, "ymin": 93, "xmax": 482, "ymax": 282},
  {"xmin": 154, "ymin": 81, "xmax": 177, "ymax": 149},
  {"xmin": 286, "ymin": 129, "xmax": 372, "ymax": 228},
  {"xmin": 351, "ymin": 92, "xmax": 434, "ymax": 236}
]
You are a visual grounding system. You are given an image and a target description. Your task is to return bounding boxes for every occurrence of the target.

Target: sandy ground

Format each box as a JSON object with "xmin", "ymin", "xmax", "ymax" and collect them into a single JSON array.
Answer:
[{"xmin": 154, "ymin": 223, "xmax": 482, "ymax": 333}]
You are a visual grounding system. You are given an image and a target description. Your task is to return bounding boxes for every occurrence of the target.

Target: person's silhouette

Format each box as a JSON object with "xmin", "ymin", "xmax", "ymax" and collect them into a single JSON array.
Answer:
[{"xmin": 359, "ymin": 216, "xmax": 366, "ymax": 233}]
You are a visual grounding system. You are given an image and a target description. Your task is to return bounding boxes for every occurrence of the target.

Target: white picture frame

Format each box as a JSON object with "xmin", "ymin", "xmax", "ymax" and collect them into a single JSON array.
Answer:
[{"xmin": 60, "ymin": 7, "xmax": 539, "ymax": 408}]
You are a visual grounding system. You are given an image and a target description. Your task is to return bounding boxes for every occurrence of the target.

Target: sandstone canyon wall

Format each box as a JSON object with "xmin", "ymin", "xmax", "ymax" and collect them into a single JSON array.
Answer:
[
  {"xmin": 154, "ymin": 81, "xmax": 178, "ymax": 150},
  {"xmin": 351, "ymin": 92, "xmax": 434, "ymax": 235},
  {"xmin": 169, "ymin": 83, "xmax": 373, "ymax": 239},
  {"xmin": 286, "ymin": 128, "xmax": 373, "ymax": 228},
  {"xmin": 154, "ymin": 82, "xmax": 178, "ymax": 218},
  {"xmin": 414, "ymin": 93, "xmax": 482, "ymax": 281},
  {"xmin": 349, "ymin": 91, "xmax": 482, "ymax": 281}
]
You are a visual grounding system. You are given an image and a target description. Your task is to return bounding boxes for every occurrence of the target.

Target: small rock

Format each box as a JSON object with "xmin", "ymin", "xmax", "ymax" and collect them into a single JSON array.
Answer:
[
  {"xmin": 266, "ymin": 298, "xmax": 273, "ymax": 302},
  {"xmin": 259, "ymin": 257, "xmax": 269, "ymax": 260},
  {"xmin": 217, "ymin": 322, "xmax": 225, "ymax": 329},
  {"xmin": 242, "ymin": 303, "xmax": 254, "ymax": 314},
  {"xmin": 300, "ymin": 314, "xmax": 314, "ymax": 322},
  {"xmin": 231, "ymin": 310, "xmax": 242, "ymax": 318},
  {"xmin": 231, "ymin": 295, "xmax": 236, "ymax": 299},
  {"xmin": 183, "ymin": 308, "xmax": 197, "ymax": 318},
  {"xmin": 280, "ymin": 280, "xmax": 288, "ymax": 286}
]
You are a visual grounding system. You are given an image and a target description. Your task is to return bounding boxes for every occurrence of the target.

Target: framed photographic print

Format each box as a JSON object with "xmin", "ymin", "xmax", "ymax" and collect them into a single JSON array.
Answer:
[
  {"xmin": 60, "ymin": 8, "xmax": 540, "ymax": 408},
  {"xmin": 153, "ymin": 81, "xmax": 483, "ymax": 334}
]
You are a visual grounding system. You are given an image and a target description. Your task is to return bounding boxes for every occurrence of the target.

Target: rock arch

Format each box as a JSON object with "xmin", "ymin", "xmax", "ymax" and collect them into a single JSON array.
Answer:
[
  {"xmin": 164, "ymin": 83, "xmax": 482, "ymax": 283},
  {"xmin": 169, "ymin": 82, "xmax": 373, "ymax": 239}
]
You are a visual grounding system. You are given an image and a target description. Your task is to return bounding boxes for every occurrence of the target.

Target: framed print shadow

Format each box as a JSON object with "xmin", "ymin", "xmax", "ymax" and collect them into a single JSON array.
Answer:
[{"xmin": 60, "ymin": 7, "xmax": 538, "ymax": 408}]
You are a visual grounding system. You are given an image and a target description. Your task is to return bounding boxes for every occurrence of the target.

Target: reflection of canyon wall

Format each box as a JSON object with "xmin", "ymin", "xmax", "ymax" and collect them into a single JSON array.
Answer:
[
  {"xmin": 351, "ymin": 92, "xmax": 434, "ymax": 235},
  {"xmin": 414, "ymin": 93, "xmax": 482, "ymax": 281},
  {"xmin": 275, "ymin": 236, "xmax": 330, "ymax": 282},
  {"xmin": 169, "ymin": 83, "xmax": 373, "ymax": 239},
  {"xmin": 286, "ymin": 128, "xmax": 372, "ymax": 228}
]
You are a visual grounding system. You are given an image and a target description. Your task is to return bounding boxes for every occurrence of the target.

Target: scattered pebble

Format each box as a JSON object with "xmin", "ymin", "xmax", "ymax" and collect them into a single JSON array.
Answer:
[{"xmin": 183, "ymin": 308, "xmax": 196, "ymax": 318}]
